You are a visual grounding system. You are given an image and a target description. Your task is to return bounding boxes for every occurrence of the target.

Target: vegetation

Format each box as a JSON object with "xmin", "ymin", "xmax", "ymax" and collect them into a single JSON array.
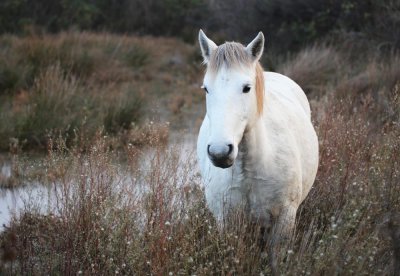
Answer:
[
  {"xmin": 0, "ymin": 32, "xmax": 201, "ymax": 151},
  {"xmin": 0, "ymin": 0, "xmax": 399, "ymax": 51},
  {"xmin": 0, "ymin": 0, "xmax": 399, "ymax": 274},
  {"xmin": 0, "ymin": 85, "xmax": 399, "ymax": 274},
  {"xmin": 0, "ymin": 28, "xmax": 399, "ymax": 274}
]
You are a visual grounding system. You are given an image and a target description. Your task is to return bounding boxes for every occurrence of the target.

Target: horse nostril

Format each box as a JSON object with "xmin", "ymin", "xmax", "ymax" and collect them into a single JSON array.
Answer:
[
  {"xmin": 227, "ymin": 144, "xmax": 233, "ymax": 155},
  {"xmin": 207, "ymin": 143, "xmax": 233, "ymax": 159}
]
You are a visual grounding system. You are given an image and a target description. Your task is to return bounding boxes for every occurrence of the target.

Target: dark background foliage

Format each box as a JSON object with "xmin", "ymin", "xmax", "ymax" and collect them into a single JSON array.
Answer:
[{"xmin": 0, "ymin": 0, "xmax": 399, "ymax": 51}]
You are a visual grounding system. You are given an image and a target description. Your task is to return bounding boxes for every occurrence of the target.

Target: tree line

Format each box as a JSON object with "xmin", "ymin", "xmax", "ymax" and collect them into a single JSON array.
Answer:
[{"xmin": 0, "ymin": 0, "xmax": 398, "ymax": 51}]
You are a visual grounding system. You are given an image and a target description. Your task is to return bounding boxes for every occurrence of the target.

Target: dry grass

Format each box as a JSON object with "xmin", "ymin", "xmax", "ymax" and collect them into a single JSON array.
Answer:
[
  {"xmin": 283, "ymin": 88, "xmax": 400, "ymax": 274},
  {"xmin": 0, "ymin": 32, "xmax": 203, "ymax": 151},
  {"xmin": 280, "ymin": 45, "xmax": 341, "ymax": 96},
  {"xmin": 1, "ymin": 86, "xmax": 399, "ymax": 275},
  {"xmin": 1, "ymin": 90, "xmax": 399, "ymax": 274},
  {"xmin": 1, "ymin": 33, "xmax": 400, "ymax": 274}
]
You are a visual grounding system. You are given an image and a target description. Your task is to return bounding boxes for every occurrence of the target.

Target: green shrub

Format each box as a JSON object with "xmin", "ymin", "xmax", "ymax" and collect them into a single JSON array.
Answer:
[
  {"xmin": 0, "ymin": 63, "xmax": 144, "ymax": 150},
  {"xmin": 123, "ymin": 45, "xmax": 149, "ymax": 69},
  {"xmin": 0, "ymin": 32, "xmax": 200, "ymax": 151},
  {"xmin": 15, "ymin": 37, "xmax": 96, "ymax": 80},
  {"xmin": 103, "ymin": 89, "xmax": 143, "ymax": 134},
  {"xmin": 12, "ymin": 65, "xmax": 83, "ymax": 148},
  {"xmin": 0, "ymin": 65, "xmax": 19, "ymax": 94}
]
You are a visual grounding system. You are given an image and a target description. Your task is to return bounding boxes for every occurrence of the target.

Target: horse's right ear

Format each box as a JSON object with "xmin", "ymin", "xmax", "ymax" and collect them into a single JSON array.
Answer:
[
  {"xmin": 246, "ymin": 32, "xmax": 265, "ymax": 62},
  {"xmin": 199, "ymin": 29, "xmax": 217, "ymax": 64}
]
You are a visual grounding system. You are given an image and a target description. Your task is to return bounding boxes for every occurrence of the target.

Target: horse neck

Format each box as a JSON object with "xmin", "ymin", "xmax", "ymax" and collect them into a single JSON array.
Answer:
[{"xmin": 237, "ymin": 117, "xmax": 268, "ymax": 177}]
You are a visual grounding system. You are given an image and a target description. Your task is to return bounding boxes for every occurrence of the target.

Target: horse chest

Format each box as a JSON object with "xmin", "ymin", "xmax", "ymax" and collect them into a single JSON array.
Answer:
[
  {"xmin": 235, "ymin": 138, "xmax": 301, "ymax": 212},
  {"xmin": 232, "ymin": 146, "xmax": 280, "ymax": 200}
]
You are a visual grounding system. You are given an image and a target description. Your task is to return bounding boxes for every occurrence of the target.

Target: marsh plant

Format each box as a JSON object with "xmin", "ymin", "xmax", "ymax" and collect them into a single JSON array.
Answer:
[
  {"xmin": 0, "ymin": 32, "xmax": 200, "ymax": 151},
  {"xmin": 0, "ymin": 31, "xmax": 399, "ymax": 274},
  {"xmin": 1, "ymin": 84, "xmax": 399, "ymax": 274}
]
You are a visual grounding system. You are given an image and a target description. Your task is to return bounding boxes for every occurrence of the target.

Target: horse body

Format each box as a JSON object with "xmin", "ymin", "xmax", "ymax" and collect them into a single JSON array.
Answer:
[{"xmin": 196, "ymin": 30, "xmax": 319, "ymax": 243}]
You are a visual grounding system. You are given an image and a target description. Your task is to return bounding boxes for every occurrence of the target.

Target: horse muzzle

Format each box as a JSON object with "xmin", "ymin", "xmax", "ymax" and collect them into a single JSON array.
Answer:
[{"xmin": 207, "ymin": 143, "xmax": 234, "ymax": 168}]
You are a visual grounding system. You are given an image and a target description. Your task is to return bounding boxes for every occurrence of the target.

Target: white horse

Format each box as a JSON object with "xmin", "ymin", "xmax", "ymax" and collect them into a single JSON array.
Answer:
[{"xmin": 196, "ymin": 29, "xmax": 319, "ymax": 259}]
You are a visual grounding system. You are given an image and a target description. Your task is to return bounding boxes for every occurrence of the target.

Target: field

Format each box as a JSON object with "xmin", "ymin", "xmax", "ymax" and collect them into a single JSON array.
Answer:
[{"xmin": 0, "ymin": 31, "xmax": 399, "ymax": 275}]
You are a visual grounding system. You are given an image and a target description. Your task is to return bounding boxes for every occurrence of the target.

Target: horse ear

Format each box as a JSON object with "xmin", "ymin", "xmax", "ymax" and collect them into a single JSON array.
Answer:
[
  {"xmin": 246, "ymin": 32, "xmax": 265, "ymax": 62},
  {"xmin": 199, "ymin": 29, "xmax": 217, "ymax": 64}
]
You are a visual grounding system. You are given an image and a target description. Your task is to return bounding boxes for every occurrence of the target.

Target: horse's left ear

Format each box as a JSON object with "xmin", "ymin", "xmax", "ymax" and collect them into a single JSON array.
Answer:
[
  {"xmin": 199, "ymin": 29, "xmax": 217, "ymax": 64},
  {"xmin": 246, "ymin": 32, "xmax": 265, "ymax": 62}
]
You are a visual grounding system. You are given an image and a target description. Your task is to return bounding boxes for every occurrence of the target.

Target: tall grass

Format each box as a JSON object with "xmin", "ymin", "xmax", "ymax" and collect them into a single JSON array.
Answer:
[
  {"xmin": 0, "ymin": 32, "xmax": 201, "ymax": 151},
  {"xmin": 280, "ymin": 46, "xmax": 341, "ymax": 95},
  {"xmin": 1, "ymin": 88, "xmax": 399, "ymax": 274},
  {"xmin": 0, "ymin": 64, "xmax": 142, "ymax": 150},
  {"xmin": 1, "ymin": 33, "xmax": 399, "ymax": 274}
]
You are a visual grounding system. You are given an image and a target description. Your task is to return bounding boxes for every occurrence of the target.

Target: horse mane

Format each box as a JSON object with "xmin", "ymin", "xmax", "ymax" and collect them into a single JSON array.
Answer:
[{"xmin": 208, "ymin": 42, "xmax": 265, "ymax": 115}]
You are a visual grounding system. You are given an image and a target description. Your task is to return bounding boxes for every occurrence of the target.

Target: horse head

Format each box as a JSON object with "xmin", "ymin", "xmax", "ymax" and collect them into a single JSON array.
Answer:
[{"xmin": 198, "ymin": 30, "xmax": 265, "ymax": 168}]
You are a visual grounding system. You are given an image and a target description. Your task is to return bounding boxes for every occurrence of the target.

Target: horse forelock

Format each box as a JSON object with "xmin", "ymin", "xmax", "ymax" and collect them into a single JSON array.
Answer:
[
  {"xmin": 208, "ymin": 42, "xmax": 251, "ymax": 71},
  {"xmin": 208, "ymin": 42, "xmax": 264, "ymax": 115}
]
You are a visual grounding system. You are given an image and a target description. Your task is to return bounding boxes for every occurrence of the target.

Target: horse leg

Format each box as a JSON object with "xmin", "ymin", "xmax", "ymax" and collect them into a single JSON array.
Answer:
[{"xmin": 267, "ymin": 204, "xmax": 297, "ymax": 275}]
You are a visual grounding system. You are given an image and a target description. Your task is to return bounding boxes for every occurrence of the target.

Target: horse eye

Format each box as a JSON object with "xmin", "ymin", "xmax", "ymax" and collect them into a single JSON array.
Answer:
[
  {"xmin": 201, "ymin": 85, "xmax": 209, "ymax": 93},
  {"xmin": 243, "ymin": 85, "xmax": 251, "ymax": 93}
]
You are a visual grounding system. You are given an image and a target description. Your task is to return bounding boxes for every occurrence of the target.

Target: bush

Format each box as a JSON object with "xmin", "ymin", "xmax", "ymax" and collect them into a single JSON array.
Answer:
[
  {"xmin": 123, "ymin": 46, "xmax": 150, "ymax": 69},
  {"xmin": 103, "ymin": 88, "xmax": 143, "ymax": 134},
  {"xmin": 0, "ymin": 31, "xmax": 399, "ymax": 274},
  {"xmin": 1, "ymin": 92, "xmax": 399, "ymax": 274},
  {"xmin": 211, "ymin": 0, "xmax": 400, "ymax": 52},
  {"xmin": 1, "ymin": 0, "xmax": 398, "ymax": 52},
  {"xmin": 8, "ymin": 65, "xmax": 85, "ymax": 148},
  {"xmin": 280, "ymin": 45, "xmax": 341, "ymax": 95},
  {"xmin": 0, "ymin": 63, "xmax": 144, "ymax": 150},
  {"xmin": 0, "ymin": 65, "xmax": 19, "ymax": 94},
  {"xmin": 0, "ymin": 32, "xmax": 200, "ymax": 151}
]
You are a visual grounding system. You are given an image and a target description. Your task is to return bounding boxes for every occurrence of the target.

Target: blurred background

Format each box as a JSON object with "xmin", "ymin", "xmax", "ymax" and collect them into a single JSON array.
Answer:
[
  {"xmin": 1, "ymin": 0, "xmax": 399, "ymax": 49},
  {"xmin": 0, "ymin": 1, "xmax": 399, "ymax": 274}
]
